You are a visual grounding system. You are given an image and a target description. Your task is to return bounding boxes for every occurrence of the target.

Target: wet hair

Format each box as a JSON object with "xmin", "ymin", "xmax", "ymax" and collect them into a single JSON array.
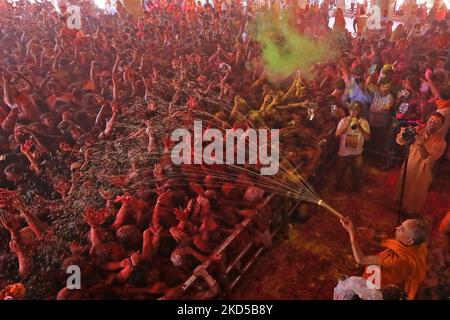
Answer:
[
  {"xmin": 91, "ymin": 242, "xmax": 126, "ymax": 264},
  {"xmin": 115, "ymin": 225, "xmax": 143, "ymax": 249}
]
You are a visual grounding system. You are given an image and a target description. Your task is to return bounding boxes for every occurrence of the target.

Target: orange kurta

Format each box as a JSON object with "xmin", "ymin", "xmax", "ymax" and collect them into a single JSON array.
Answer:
[
  {"xmin": 395, "ymin": 128, "xmax": 447, "ymax": 215},
  {"xmin": 364, "ymin": 239, "xmax": 428, "ymax": 300}
]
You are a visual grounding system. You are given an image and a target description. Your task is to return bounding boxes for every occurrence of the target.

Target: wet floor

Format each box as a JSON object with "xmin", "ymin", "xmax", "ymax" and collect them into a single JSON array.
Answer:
[{"xmin": 230, "ymin": 158, "xmax": 450, "ymax": 299}]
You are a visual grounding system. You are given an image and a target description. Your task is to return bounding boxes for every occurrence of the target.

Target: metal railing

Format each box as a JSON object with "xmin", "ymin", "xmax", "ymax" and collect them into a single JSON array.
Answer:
[{"xmin": 175, "ymin": 129, "xmax": 338, "ymax": 299}]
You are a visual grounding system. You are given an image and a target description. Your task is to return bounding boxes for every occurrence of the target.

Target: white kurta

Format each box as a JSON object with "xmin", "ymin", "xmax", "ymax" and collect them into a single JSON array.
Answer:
[{"xmin": 395, "ymin": 128, "xmax": 447, "ymax": 215}]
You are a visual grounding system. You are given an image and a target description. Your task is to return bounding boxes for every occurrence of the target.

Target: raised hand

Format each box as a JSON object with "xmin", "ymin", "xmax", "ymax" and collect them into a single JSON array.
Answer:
[
  {"xmin": 99, "ymin": 188, "xmax": 114, "ymax": 201},
  {"xmin": 12, "ymin": 196, "xmax": 27, "ymax": 213},
  {"xmin": 143, "ymin": 77, "xmax": 152, "ymax": 88},
  {"xmin": 20, "ymin": 139, "xmax": 34, "ymax": 154},
  {"xmin": 340, "ymin": 217, "xmax": 355, "ymax": 235},
  {"xmin": 153, "ymin": 163, "xmax": 164, "ymax": 180},
  {"xmin": 9, "ymin": 239, "xmax": 24, "ymax": 255},
  {"xmin": 1, "ymin": 72, "xmax": 12, "ymax": 81},
  {"xmin": 0, "ymin": 189, "xmax": 19, "ymax": 209},
  {"xmin": 114, "ymin": 192, "xmax": 133, "ymax": 205},
  {"xmin": 169, "ymin": 227, "xmax": 189, "ymax": 243},
  {"xmin": 95, "ymin": 95, "xmax": 106, "ymax": 106},
  {"xmin": 174, "ymin": 207, "xmax": 189, "ymax": 222},
  {"xmin": 424, "ymin": 68, "xmax": 432, "ymax": 81},
  {"xmin": 83, "ymin": 207, "xmax": 109, "ymax": 228},
  {"xmin": 111, "ymin": 99, "xmax": 120, "ymax": 114},
  {"xmin": 187, "ymin": 96, "xmax": 197, "ymax": 109},
  {"xmin": 0, "ymin": 211, "xmax": 21, "ymax": 232},
  {"xmin": 162, "ymin": 136, "xmax": 173, "ymax": 152},
  {"xmin": 149, "ymin": 224, "xmax": 163, "ymax": 237}
]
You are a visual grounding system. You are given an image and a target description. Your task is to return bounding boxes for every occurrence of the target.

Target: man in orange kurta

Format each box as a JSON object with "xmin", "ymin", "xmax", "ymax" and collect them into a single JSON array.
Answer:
[
  {"xmin": 340, "ymin": 218, "xmax": 428, "ymax": 300},
  {"xmin": 395, "ymin": 113, "xmax": 447, "ymax": 216}
]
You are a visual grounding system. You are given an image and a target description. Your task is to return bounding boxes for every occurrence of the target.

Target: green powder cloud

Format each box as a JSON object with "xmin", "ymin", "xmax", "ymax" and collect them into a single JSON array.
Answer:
[{"xmin": 252, "ymin": 10, "xmax": 335, "ymax": 79}]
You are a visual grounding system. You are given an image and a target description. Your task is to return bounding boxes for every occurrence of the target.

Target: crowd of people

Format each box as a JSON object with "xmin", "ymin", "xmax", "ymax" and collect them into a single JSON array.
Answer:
[{"xmin": 0, "ymin": 0, "xmax": 448, "ymax": 300}]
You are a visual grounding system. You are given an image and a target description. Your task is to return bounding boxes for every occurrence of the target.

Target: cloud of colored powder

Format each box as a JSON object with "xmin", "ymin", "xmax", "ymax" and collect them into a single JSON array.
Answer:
[{"xmin": 251, "ymin": 10, "xmax": 335, "ymax": 80}]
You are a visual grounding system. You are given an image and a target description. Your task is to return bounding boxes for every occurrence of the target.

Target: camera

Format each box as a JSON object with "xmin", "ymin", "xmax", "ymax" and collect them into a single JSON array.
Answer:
[
  {"xmin": 402, "ymin": 127, "xmax": 417, "ymax": 143},
  {"xmin": 350, "ymin": 117, "xmax": 359, "ymax": 130}
]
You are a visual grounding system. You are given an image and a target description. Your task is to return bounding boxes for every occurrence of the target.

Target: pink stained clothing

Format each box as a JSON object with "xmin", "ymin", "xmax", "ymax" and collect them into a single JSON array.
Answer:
[{"xmin": 395, "ymin": 127, "xmax": 447, "ymax": 215}]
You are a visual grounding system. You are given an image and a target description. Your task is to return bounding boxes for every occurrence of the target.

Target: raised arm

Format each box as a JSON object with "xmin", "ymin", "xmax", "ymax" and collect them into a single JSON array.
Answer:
[
  {"xmin": 424, "ymin": 69, "xmax": 440, "ymax": 99},
  {"xmin": 341, "ymin": 217, "xmax": 381, "ymax": 266},
  {"xmin": 112, "ymin": 53, "xmax": 121, "ymax": 100},
  {"xmin": 2, "ymin": 72, "xmax": 15, "ymax": 108},
  {"xmin": 90, "ymin": 61, "xmax": 99, "ymax": 91},
  {"xmin": 52, "ymin": 48, "xmax": 63, "ymax": 73},
  {"xmin": 14, "ymin": 198, "xmax": 48, "ymax": 241},
  {"xmin": 20, "ymin": 140, "xmax": 41, "ymax": 175},
  {"xmin": 339, "ymin": 60, "xmax": 351, "ymax": 83}
]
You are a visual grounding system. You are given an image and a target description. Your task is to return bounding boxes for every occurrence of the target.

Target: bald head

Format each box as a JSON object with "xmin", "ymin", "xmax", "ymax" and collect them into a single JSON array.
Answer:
[{"xmin": 395, "ymin": 219, "xmax": 427, "ymax": 246}]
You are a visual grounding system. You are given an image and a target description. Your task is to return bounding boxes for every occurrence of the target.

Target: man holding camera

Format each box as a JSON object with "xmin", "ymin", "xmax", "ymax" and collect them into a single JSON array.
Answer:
[
  {"xmin": 335, "ymin": 101, "xmax": 371, "ymax": 193},
  {"xmin": 395, "ymin": 113, "xmax": 447, "ymax": 217}
]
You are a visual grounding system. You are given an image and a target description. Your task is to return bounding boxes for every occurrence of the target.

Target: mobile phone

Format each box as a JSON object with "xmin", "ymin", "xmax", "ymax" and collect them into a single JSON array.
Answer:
[{"xmin": 369, "ymin": 64, "xmax": 377, "ymax": 75}]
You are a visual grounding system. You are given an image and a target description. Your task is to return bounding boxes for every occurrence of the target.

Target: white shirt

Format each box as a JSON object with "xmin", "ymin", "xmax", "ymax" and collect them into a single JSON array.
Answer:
[{"xmin": 337, "ymin": 116, "xmax": 370, "ymax": 156}]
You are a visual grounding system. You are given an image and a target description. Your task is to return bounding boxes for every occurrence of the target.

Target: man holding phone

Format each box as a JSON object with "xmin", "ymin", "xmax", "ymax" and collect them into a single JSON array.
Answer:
[
  {"xmin": 335, "ymin": 101, "xmax": 371, "ymax": 193},
  {"xmin": 340, "ymin": 64, "xmax": 373, "ymax": 120}
]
